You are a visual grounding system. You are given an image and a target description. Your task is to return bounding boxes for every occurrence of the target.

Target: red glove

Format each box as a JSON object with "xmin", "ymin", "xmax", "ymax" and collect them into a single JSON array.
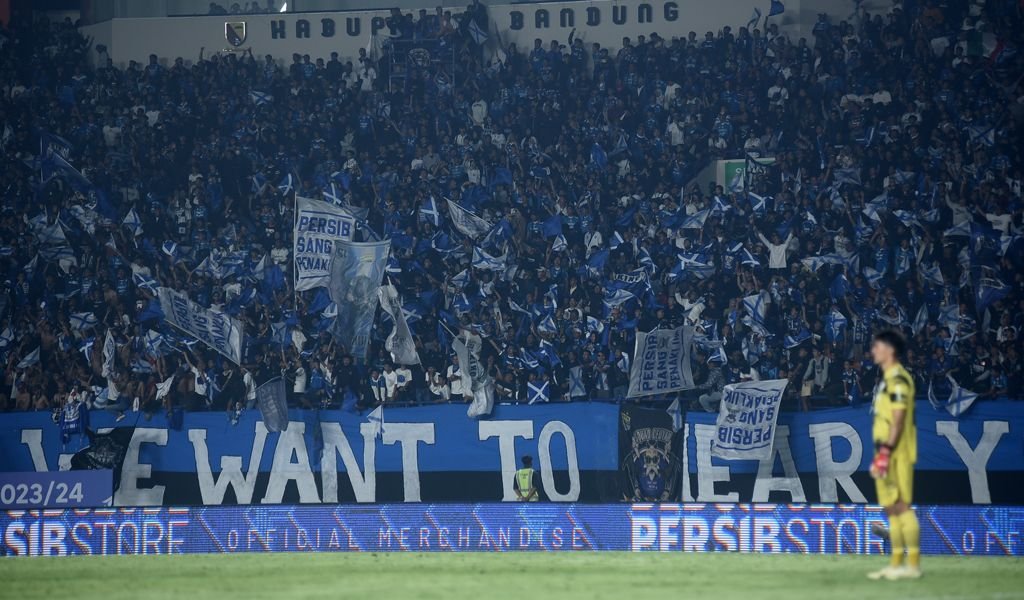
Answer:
[{"xmin": 870, "ymin": 446, "xmax": 891, "ymax": 479}]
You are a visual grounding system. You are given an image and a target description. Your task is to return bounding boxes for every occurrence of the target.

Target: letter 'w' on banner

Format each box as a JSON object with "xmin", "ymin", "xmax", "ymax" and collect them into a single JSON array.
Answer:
[
  {"xmin": 293, "ymin": 196, "xmax": 357, "ymax": 292},
  {"xmin": 327, "ymin": 239, "xmax": 390, "ymax": 363},
  {"xmin": 711, "ymin": 379, "xmax": 789, "ymax": 460},
  {"xmin": 378, "ymin": 283, "xmax": 420, "ymax": 365},
  {"xmin": 627, "ymin": 325, "xmax": 695, "ymax": 397},
  {"xmin": 157, "ymin": 287, "xmax": 245, "ymax": 364},
  {"xmin": 256, "ymin": 377, "xmax": 289, "ymax": 433}
]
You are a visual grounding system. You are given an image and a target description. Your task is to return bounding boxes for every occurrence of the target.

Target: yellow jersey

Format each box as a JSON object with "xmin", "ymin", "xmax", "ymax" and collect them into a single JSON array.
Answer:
[{"xmin": 872, "ymin": 363, "xmax": 916, "ymax": 463}]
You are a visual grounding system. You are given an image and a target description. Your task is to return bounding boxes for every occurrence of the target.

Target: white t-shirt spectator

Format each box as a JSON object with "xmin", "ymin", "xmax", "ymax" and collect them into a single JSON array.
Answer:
[
  {"xmin": 447, "ymin": 364, "xmax": 463, "ymax": 397},
  {"xmin": 369, "ymin": 374, "xmax": 386, "ymax": 403},
  {"xmin": 293, "ymin": 365, "xmax": 307, "ymax": 394},
  {"xmin": 243, "ymin": 371, "xmax": 257, "ymax": 404},
  {"xmin": 358, "ymin": 65, "xmax": 376, "ymax": 91},
  {"xmin": 383, "ymin": 368, "xmax": 399, "ymax": 400},
  {"xmin": 102, "ymin": 124, "xmax": 122, "ymax": 147},
  {"xmin": 430, "ymin": 374, "xmax": 450, "ymax": 401},
  {"xmin": 666, "ymin": 120, "xmax": 685, "ymax": 146},
  {"xmin": 394, "ymin": 367, "xmax": 412, "ymax": 392},
  {"xmin": 767, "ymin": 83, "xmax": 789, "ymax": 106},
  {"xmin": 470, "ymin": 99, "xmax": 488, "ymax": 125},
  {"xmin": 758, "ymin": 232, "xmax": 794, "ymax": 269},
  {"xmin": 191, "ymin": 367, "xmax": 208, "ymax": 397}
]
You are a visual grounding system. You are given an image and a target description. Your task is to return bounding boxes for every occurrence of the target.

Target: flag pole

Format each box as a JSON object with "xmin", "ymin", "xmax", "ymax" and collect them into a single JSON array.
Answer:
[{"xmin": 292, "ymin": 191, "xmax": 298, "ymax": 311}]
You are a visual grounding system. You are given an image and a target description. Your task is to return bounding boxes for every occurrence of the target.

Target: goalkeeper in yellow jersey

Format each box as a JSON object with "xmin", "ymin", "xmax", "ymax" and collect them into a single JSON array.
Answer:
[{"xmin": 867, "ymin": 330, "xmax": 922, "ymax": 581}]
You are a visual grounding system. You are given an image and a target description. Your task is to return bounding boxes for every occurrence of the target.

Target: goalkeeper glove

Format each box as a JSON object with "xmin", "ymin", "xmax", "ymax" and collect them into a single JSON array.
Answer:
[{"xmin": 870, "ymin": 445, "xmax": 891, "ymax": 479}]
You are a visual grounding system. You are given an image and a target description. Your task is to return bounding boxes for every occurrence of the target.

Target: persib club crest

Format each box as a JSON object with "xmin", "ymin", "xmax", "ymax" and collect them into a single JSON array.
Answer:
[
  {"xmin": 225, "ymin": 21, "xmax": 247, "ymax": 47},
  {"xmin": 627, "ymin": 427, "xmax": 677, "ymax": 501}
]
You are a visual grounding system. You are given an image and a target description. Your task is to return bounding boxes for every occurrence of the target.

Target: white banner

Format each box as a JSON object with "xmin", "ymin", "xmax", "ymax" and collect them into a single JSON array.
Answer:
[
  {"xmin": 294, "ymin": 195, "xmax": 356, "ymax": 292},
  {"xmin": 447, "ymin": 200, "xmax": 491, "ymax": 239},
  {"xmin": 453, "ymin": 329, "xmax": 494, "ymax": 418},
  {"xmin": 378, "ymin": 283, "xmax": 420, "ymax": 365},
  {"xmin": 157, "ymin": 287, "xmax": 245, "ymax": 364},
  {"xmin": 711, "ymin": 379, "xmax": 789, "ymax": 460},
  {"xmin": 627, "ymin": 326, "xmax": 694, "ymax": 397}
]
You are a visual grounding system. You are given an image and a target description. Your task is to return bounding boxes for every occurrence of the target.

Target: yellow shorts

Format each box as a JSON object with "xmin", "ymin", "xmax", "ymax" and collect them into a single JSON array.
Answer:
[{"xmin": 875, "ymin": 454, "xmax": 914, "ymax": 507}]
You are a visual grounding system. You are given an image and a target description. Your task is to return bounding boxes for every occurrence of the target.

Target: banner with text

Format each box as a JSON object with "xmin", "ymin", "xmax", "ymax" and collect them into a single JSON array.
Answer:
[
  {"xmin": 0, "ymin": 470, "xmax": 112, "ymax": 509},
  {"xmin": 712, "ymin": 379, "xmax": 788, "ymax": 461},
  {"xmin": 85, "ymin": 1, "xmax": 796, "ymax": 71},
  {"xmin": 157, "ymin": 287, "xmax": 244, "ymax": 364},
  {"xmin": 627, "ymin": 326, "xmax": 694, "ymax": 397},
  {"xmin": 1, "ymin": 402, "xmax": 1022, "ymax": 506},
  {"xmin": 293, "ymin": 195, "xmax": 356, "ymax": 292},
  {"xmin": 0, "ymin": 404, "xmax": 619, "ymax": 506},
  {"xmin": 2, "ymin": 503, "xmax": 1020, "ymax": 556},
  {"xmin": 328, "ymin": 239, "xmax": 390, "ymax": 362}
]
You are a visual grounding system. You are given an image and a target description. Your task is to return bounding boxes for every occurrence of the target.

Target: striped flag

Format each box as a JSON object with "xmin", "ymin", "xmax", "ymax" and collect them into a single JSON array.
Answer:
[
  {"xmin": 467, "ymin": 19, "xmax": 489, "ymax": 45},
  {"xmin": 16, "ymin": 347, "xmax": 40, "ymax": 370},
  {"xmin": 122, "ymin": 208, "xmax": 143, "ymax": 236},
  {"xmin": 69, "ymin": 312, "xmax": 98, "ymax": 331}
]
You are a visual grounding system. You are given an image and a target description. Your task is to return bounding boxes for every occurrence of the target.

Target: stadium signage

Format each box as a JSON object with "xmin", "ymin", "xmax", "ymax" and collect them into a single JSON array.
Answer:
[
  {"xmin": 84, "ymin": 1, "xmax": 779, "ymax": 67},
  {"xmin": 1, "ymin": 402, "xmax": 1020, "ymax": 506},
  {"xmin": 254, "ymin": 1, "xmax": 692, "ymax": 42},
  {"xmin": 1, "ymin": 405, "xmax": 619, "ymax": 506},
  {"xmin": 1, "ymin": 504, "xmax": 1020, "ymax": 556},
  {"xmin": 506, "ymin": 2, "xmax": 683, "ymax": 30},
  {"xmin": 259, "ymin": 3, "xmax": 688, "ymax": 41}
]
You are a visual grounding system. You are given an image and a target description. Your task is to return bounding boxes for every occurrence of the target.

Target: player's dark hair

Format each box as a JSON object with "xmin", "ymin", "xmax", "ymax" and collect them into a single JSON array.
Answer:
[{"xmin": 873, "ymin": 329, "xmax": 907, "ymax": 359}]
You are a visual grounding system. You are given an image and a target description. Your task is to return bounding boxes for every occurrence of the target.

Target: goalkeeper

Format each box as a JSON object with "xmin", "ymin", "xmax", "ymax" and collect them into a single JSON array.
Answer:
[{"xmin": 867, "ymin": 330, "xmax": 922, "ymax": 581}]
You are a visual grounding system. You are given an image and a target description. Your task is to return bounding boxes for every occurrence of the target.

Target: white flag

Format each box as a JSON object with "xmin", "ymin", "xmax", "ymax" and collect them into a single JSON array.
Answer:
[
  {"xmin": 944, "ymin": 375, "xmax": 979, "ymax": 417},
  {"xmin": 447, "ymin": 199, "xmax": 492, "ymax": 239},
  {"xmin": 454, "ymin": 329, "xmax": 494, "ymax": 418},
  {"xmin": 155, "ymin": 375, "xmax": 176, "ymax": 400},
  {"xmin": 378, "ymin": 283, "xmax": 420, "ymax": 365},
  {"xmin": 712, "ymin": 379, "xmax": 789, "ymax": 460},
  {"xmin": 667, "ymin": 398, "xmax": 683, "ymax": 433},
  {"xmin": 101, "ymin": 330, "xmax": 116, "ymax": 377},
  {"xmin": 367, "ymin": 404, "xmax": 384, "ymax": 439},
  {"xmin": 16, "ymin": 347, "xmax": 40, "ymax": 370}
]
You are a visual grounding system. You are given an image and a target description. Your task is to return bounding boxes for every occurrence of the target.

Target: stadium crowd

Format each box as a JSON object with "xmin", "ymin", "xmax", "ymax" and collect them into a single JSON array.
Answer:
[{"xmin": 0, "ymin": 0, "xmax": 1022, "ymax": 426}]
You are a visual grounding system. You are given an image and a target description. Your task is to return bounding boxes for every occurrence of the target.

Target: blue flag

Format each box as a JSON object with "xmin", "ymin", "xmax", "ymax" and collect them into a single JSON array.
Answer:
[{"xmin": 541, "ymin": 214, "xmax": 563, "ymax": 239}]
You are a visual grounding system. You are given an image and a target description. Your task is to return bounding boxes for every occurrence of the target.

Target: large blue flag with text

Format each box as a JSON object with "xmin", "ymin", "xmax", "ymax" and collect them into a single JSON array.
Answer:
[{"xmin": 328, "ymin": 239, "xmax": 390, "ymax": 362}]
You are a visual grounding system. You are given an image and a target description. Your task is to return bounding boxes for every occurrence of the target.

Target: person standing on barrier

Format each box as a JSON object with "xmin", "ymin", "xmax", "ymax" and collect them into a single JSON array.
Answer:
[
  {"xmin": 513, "ymin": 455, "xmax": 540, "ymax": 502},
  {"xmin": 867, "ymin": 329, "xmax": 922, "ymax": 581},
  {"xmin": 697, "ymin": 354, "xmax": 726, "ymax": 412}
]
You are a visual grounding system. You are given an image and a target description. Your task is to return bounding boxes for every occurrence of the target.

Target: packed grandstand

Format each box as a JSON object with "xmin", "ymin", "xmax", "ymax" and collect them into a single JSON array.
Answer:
[{"xmin": 0, "ymin": 0, "xmax": 1021, "ymax": 428}]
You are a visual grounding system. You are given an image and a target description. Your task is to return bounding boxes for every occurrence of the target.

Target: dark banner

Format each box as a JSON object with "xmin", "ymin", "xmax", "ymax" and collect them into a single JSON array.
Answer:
[{"xmin": 619, "ymin": 405, "xmax": 684, "ymax": 502}]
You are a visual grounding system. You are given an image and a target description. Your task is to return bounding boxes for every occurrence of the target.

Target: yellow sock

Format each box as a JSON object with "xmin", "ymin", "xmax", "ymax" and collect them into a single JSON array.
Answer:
[
  {"xmin": 888, "ymin": 514, "xmax": 905, "ymax": 567},
  {"xmin": 898, "ymin": 510, "xmax": 921, "ymax": 569}
]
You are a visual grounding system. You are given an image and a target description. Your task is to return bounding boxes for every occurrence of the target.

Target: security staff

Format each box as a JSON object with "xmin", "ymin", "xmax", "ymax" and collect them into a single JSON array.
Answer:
[{"xmin": 513, "ymin": 455, "xmax": 540, "ymax": 502}]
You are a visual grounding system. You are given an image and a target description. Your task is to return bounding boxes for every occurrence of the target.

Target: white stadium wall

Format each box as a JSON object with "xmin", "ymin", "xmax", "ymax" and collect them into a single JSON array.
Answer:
[{"xmin": 79, "ymin": 0, "xmax": 828, "ymax": 68}]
